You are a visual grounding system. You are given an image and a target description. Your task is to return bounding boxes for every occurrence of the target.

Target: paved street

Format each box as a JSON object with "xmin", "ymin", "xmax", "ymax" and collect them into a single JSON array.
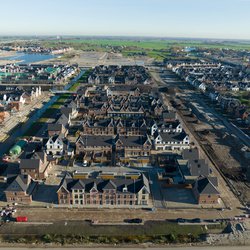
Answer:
[{"xmin": 0, "ymin": 247, "xmax": 249, "ymax": 250}]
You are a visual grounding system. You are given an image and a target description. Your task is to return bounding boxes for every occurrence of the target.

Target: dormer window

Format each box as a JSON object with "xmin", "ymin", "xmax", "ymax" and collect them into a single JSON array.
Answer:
[{"xmin": 123, "ymin": 186, "xmax": 128, "ymax": 192}]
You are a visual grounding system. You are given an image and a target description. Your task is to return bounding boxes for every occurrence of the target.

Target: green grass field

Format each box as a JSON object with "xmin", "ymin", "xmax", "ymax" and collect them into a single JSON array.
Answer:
[
  {"xmin": 24, "ymin": 94, "xmax": 70, "ymax": 136},
  {"xmin": 0, "ymin": 220, "xmax": 226, "ymax": 245},
  {"xmin": 43, "ymin": 38, "xmax": 250, "ymax": 51},
  {"xmin": 41, "ymin": 38, "xmax": 250, "ymax": 62}
]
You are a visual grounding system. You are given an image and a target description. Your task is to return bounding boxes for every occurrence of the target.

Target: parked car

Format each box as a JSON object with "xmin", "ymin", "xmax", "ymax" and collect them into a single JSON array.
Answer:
[
  {"xmin": 82, "ymin": 160, "xmax": 88, "ymax": 167},
  {"xmin": 16, "ymin": 216, "xmax": 28, "ymax": 222},
  {"xmin": 192, "ymin": 218, "xmax": 202, "ymax": 223},
  {"xmin": 176, "ymin": 218, "xmax": 186, "ymax": 223},
  {"xmin": 124, "ymin": 218, "xmax": 142, "ymax": 224}
]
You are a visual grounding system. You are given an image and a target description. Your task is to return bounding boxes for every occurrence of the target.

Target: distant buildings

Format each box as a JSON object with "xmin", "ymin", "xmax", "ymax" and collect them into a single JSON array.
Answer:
[
  {"xmin": 0, "ymin": 64, "xmax": 78, "ymax": 85},
  {"xmin": 88, "ymin": 65, "xmax": 151, "ymax": 85},
  {"xmin": 169, "ymin": 61, "xmax": 250, "ymax": 120}
]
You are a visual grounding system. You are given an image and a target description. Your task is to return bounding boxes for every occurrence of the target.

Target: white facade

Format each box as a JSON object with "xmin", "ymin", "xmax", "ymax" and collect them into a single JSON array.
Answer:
[
  {"xmin": 46, "ymin": 136, "xmax": 65, "ymax": 156},
  {"xmin": 154, "ymin": 133, "xmax": 190, "ymax": 151}
]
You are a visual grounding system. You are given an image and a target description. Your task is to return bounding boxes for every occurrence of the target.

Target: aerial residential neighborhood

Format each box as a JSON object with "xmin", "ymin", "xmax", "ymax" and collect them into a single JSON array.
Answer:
[{"xmin": 0, "ymin": 0, "xmax": 249, "ymax": 248}]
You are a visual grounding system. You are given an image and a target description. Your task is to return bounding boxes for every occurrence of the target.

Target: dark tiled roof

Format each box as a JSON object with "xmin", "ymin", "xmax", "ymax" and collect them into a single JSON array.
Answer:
[
  {"xmin": 77, "ymin": 135, "xmax": 113, "ymax": 147},
  {"xmin": 182, "ymin": 148, "xmax": 199, "ymax": 161},
  {"xmin": 5, "ymin": 174, "xmax": 30, "ymax": 192},
  {"xmin": 58, "ymin": 173, "xmax": 150, "ymax": 194},
  {"xmin": 48, "ymin": 123, "xmax": 64, "ymax": 132},
  {"xmin": 194, "ymin": 176, "xmax": 219, "ymax": 195},
  {"xmin": 20, "ymin": 159, "xmax": 41, "ymax": 170},
  {"xmin": 188, "ymin": 159, "xmax": 210, "ymax": 177},
  {"xmin": 156, "ymin": 131, "xmax": 188, "ymax": 142},
  {"xmin": 116, "ymin": 135, "xmax": 151, "ymax": 147}
]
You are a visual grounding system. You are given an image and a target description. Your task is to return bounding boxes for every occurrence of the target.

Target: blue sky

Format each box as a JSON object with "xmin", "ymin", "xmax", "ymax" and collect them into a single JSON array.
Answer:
[{"xmin": 0, "ymin": 0, "xmax": 249, "ymax": 39}]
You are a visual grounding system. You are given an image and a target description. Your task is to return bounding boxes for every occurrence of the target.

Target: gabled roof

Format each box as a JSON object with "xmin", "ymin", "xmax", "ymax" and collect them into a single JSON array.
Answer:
[
  {"xmin": 76, "ymin": 135, "xmax": 113, "ymax": 147},
  {"xmin": 194, "ymin": 176, "xmax": 219, "ymax": 195},
  {"xmin": 57, "ymin": 172, "xmax": 150, "ymax": 194},
  {"xmin": 56, "ymin": 113, "xmax": 69, "ymax": 126},
  {"xmin": 117, "ymin": 135, "xmax": 151, "ymax": 147},
  {"xmin": 71, "ymin": 180, "xmax": 85, "ymax": 190},
  {"xmin": 5, "ymin": 174, "xmax": 31, "ymax": 192},
  {"xmin": 31, "ymin": 151, "xmax": 46, "ymax": 163},
  {"xmin": 20, "ymin": 159, "xmax": 41, "ymax": 170},
  {"xmin": 47, "ymin": 123, "xmax": 64, "ymax": 132},
  {"xmin": 102, "ymin": 180, "xmax": 117, "ymax": 190},
  {"xmin": 154, "ymin": 131, "xmax": 188, "ymax": 142}
]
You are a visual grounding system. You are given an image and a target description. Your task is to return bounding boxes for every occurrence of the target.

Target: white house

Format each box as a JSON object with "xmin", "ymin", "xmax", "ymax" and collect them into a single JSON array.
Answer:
[
  {"xmin": 45, "ymin": 135, "xmax": 68, "ymax": 157},
  {"xmin": 231, "ymin": 85, "xmax": 239, "ymax": 92},
  {"xmin": 153, "ymin": 131, "xmax": 190, "ymax": 151},
  {"xmin": 198, "ymin": 82, "xmax": 206, "ymax": 92},
  {"xmin": 150, "ymin": 121, "xmax": 183, "ymax": 136}
]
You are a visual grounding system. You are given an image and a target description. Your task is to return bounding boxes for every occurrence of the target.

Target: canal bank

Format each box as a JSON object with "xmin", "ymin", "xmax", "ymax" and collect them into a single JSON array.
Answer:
[{"xmin": 0, "ymin": 70, "xmax": 85, "ymax": 158}]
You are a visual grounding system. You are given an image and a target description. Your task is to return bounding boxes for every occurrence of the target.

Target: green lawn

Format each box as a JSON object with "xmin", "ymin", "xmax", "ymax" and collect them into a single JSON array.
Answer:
[
  {"xmin": 0, "ymin": 220, "xmax": 226, "ymax": 245},
  {"xmin": 233, "ymin": 91, "xmax": 250, "ymax": 110},
  {"xmin": 43, "ymin": 38, "xmax": 250, "ymax": 51},
  {"xmin": 24, "ymin": 94, "xmax": 70, "ymax": 136}
]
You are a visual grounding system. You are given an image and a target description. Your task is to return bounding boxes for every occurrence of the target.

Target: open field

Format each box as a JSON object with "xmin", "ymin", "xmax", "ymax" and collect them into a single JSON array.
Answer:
[
  {"xmin": 42, "ymin": 38, "xmax": 250, "ymax": 51},
  {"xmin": 38, "ymin": 38, "xmax": 250, "ymax": 65}
]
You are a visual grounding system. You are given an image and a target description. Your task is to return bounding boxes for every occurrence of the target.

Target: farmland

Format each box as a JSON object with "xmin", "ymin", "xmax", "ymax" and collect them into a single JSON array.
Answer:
[{"xmin": 40, "ymin": 38, "xmax": 250, "ymax": 63}]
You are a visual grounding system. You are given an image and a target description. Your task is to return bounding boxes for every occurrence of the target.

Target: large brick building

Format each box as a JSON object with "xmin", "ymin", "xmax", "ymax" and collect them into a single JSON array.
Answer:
[{"xmin": 57, "ymin": 172, "xmax": 150, "ymax": 207}]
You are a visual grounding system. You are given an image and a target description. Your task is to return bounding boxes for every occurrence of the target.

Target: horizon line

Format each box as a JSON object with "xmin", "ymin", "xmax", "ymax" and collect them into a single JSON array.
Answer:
[{"xmin": 0, "ymin": 34, "xmax": 250, "ymax": 42}]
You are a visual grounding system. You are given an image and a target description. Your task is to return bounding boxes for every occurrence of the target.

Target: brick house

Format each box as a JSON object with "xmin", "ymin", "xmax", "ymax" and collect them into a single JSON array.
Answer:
[
  {"xmin": 47, "ymin": 123, "xmax": 68, "ymax": 137},
  {"xmin": 116, "ymin": 119, "xmax": 147, "ymax": 136},
  {"xmin": 75, "ymin": 135, "xmax": 113, "ymax": 156},
  {"xmin": 82, "ymin": 119, "xmax": 115, "ymax": 135},
  {"xmin": 192, "ymin": 176, "xmax": 220, "ymax": 204},
  {"xmin": 115, "ymin": 135, "xmax": 152, "ymax": 158},
  {"xmin": 4, "ymin": 174, "xmax": 37, "ymax": 204},
  {"xmin": 19, "ymin": 151, "xmax": 50, "ymax": 180}
]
